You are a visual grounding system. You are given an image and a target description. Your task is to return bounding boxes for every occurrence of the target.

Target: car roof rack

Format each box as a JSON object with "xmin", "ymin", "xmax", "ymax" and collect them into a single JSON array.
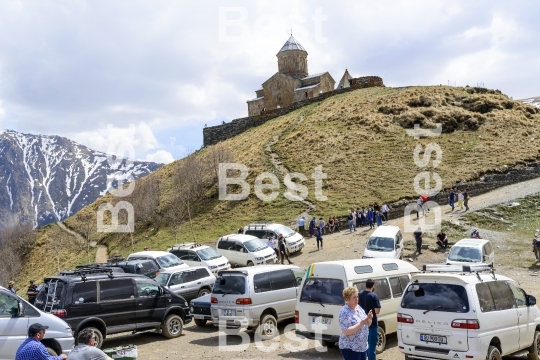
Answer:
[
  {"xmin": 169, "ymin": 242, "xmax": 205, "ymax": 250},
  {"xmin": 246, "ymin": 221, "xmax": 274, "ymax": 230},
  {"xmin": 59, "ymin": 267, "xmax": 116, "ymax": 281},
  {"xmin": 422, "ymin": 264, "xmax": 496, "ymax": 281}
]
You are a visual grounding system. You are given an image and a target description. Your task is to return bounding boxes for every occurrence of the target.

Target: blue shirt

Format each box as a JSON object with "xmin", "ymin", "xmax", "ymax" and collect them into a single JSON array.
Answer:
[
  {"xmin": 15, "ymin": 338, "xmax": 63, "ymax": 360},
  {"xmin": 339, "ymin": 305, "xmax": 369, "ymax": 352},
  {"xmin": 298, "ymin": 218, "xmax": 305, "ymax": 226}
]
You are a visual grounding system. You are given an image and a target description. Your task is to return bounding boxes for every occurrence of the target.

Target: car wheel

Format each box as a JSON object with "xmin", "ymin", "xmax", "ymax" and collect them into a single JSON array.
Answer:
[
  {"xmin": 529, "ymin": 330, "xmax": 540, "ymax": 360},
  {"xmin": 197, "ymin": 288, "xmax": 210, "ymax": 297},
  {"xmin": 194, "ymin": 319, "xmax": 207, "ymax": 327},
  {"xmin": 81, "ymin": 327, "xmax": 104, "ymax": 348},
  {"xmin": 162, "ymin": 314, "xmax": 183, "ymax": 338},
  {"xmin": 247, "ymin": 261, "xmax": 254, "ymax": 267},
  {"xmin": 321, "ymin": 340, "xmax": 336, "ymax": 348},
  {"xmin": 487, "ymin": 345, "xmax": 502, "ymax": 360},
  {"xmin": 376, "ymin": 327, "xmax": 386, "ymax": 353},
  {"xmin": 258, "ymin": 313, "xmax": 278, "ymax": 339},
  {"xmin": 45, "ymin": 347, "xmax": 58, "ymax": 356}
]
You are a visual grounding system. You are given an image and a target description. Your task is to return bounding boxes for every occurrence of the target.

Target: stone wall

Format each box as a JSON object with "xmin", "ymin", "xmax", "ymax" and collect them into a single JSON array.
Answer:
[{"xmin": 204, "ymin": 76, "xmax": 385, "ymax": 147}]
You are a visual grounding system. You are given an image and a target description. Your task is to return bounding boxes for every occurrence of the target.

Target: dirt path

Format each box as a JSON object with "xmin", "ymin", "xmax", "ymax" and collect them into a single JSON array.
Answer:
[
  {"xmin": 95, "ymin": 245, "xmax": 108, "ymax": 263},
  {"xmin": 102, "ymin": 177, "xmax": 540, "ymax": 359},
  {"xmin": 56, "ymin": 221, "xmax": 109, "ymax": 263}
]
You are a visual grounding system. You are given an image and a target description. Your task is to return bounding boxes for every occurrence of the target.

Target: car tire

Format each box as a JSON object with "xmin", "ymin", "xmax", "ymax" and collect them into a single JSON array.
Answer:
[
  {"xmin": 45, "ymin": 347, "xmax": 58, "ymax": 356},
  {"xmin": 321, "ymin": 340, "xmax": 336, "ymax": 348},
  {"xmin": 529, "ymin": 330, "xmax": 540, "ymax": 360},
  {"xmin": 258, "ymin": 313, "xmax": 278, "ymax": 340},
  {"xmin": 162, "ymin": 314, "xmax": 183, "ymax": 339},
  {"xmin": 197, "ymin": 288, "xmax": 210, "ymax": 297},
  {"xmin": 81, "ymin": 327, "xmax": 104, "ymax": 348},
  {"xmin": 247, "ymin": 261, "xmax": 254, "ymax": 267},
  {"xmin": 487, "ymin": 345, "xmax": 502, "ymax": 360},
  {"xmin": 194, "ymin": 319, "xmax": 207, "ymax": 327},
  {"xmin": 376, "ymin": 327, "xmax": 386, "ymax": 354}
]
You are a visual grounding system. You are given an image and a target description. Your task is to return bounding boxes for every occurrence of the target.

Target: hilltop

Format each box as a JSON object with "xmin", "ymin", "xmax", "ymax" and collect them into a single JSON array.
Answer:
[{"xmin": 16, "ymin": 85, "xmax": 540, "ymax": 285}]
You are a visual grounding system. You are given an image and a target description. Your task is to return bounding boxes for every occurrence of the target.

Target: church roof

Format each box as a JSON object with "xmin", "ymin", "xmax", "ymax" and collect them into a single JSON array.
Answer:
[{"xmin": 278, "ymin": 35, "xmax": 306, "ymax": 54}]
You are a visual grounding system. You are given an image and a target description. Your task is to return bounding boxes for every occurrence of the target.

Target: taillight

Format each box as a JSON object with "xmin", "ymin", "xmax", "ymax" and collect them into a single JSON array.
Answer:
[
  {"xmin": 51, "ymin": 309, "xmax": 67, "ymax": 317},
  {"xmin": 294, "ymin": 310, "xmax": 299, "ymax": 324},
  {"xmin": 451, "ymin": 319, "xmax": 480, "ymax": 329},
  {"xmin": 211, "ymin": 297, "xmax": 218, "ymax": 304},
  {"xmin": 397, "ymin": 313, "xmax": 414, "ymax": 324},
  {"xmin": 235, "ymin": 298, "xmax": 252, "ymax": 305}
]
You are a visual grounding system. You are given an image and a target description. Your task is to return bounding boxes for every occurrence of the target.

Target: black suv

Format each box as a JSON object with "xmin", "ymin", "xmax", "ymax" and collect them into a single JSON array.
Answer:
[{"xmin": 34, "ymin": 268, "xmax": 192, "ymax": 348}]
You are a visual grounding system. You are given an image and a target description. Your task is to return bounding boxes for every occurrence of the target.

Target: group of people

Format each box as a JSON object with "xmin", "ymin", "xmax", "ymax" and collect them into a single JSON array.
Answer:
[
  {"xmin": 266, "ymin": 234, "xmax": 293, "ymax": 264},
  {"xmin": 448, "ymin": 188, "xmax": 470, "ymax": 212},
  {"xmin": 346, "ymin": 205, "xmax": 390, "ymax": 232},
  {"xmin": 15, "ymin": 324, "xmax": 113, "ymax": 360},
  {"xmin": 6, "ymin": 280, "xmax": 38, "ymax": 305}
]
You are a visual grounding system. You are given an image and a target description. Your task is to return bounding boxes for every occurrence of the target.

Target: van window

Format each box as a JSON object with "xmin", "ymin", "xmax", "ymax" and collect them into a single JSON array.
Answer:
[
  {"xmin": 402, "ymin": 283, "xmax": 469, "ymax": 313},
  {"xmin": 100, "ymin": 279, "xmax": 135, "ymax": 301},
  {"xmin": 389, "ymin": 275, "xmax": 409, "ymax": 297},
  {"xmin": 170, "ymin": 249, "xmax": 188, "ymax": 259},
  {"xmin": 243, "ymin": 239, "xmax": 268, "ymax": 252},
  {"xmin": 485, "ymin": 242, "xmax": 493, "ymax": 255},
  {"xmin": 72, "ymin": 281, "xmax": 97, "ymax": 303},
  {"xmin": 35, "ymin": 282, "xmax": 64, "ymax": 310},
  {"xmin": 476, "ymin": 283, "xmax": 496, "ymax": 312},
  {"xmin": 507, "ymin": 282, "xmax": 527, "ymax": 308},
  {"xmin": 382, "ymin": 263, "xmax": 398, "ymax": 271},
  {"xmin": 196, "ymin": 268, "xmax": 211, "ymax": 279},
  {"xmin": 269, "ymin": 269, "xmax": 296, "ymax": 290},
  {"xmin": 299, "ymin": 278, "xmax": 345, "ymax": 306},
  {"xmin": 156, "ymin": 254, "xmax": 184, "ymax": 269},
  {"xmin": 354, "ymin": 278, "xmax": 391, "ymax": 301},
  {"xmin": 136, "ymin": 281, "xmax": 160, "ymax": 297},
  {"xmin": 254, "ymin": 273, "xmax": 272, "ymax": 293},
  {"xmin": 217, "ymin": 240, "xmax": 229, "ymax": 250},
  {"xmin": 354, "ymin": 266, "xmax": 373, "ymax": 274},
  {"xmin": 0, "ymin": 291, "xmax": 18, "ymax": 317},
  {"xmin": 448, "ymin": 247, "xmax": 481, "ymax": 262},
  {"xmin": 196, "ymin": 247, "xmax": 221, "ymax": 261},
  {"xmin": 213, "ymin": 275, "xmax": 246, "ymax": 295},
  {"xmin": 245, "ymin": 230, "xmax": 265, "ymax": 238},
  {"xmin": 488, "ymin": 281, "xmax": 515, "ymax": 311}
]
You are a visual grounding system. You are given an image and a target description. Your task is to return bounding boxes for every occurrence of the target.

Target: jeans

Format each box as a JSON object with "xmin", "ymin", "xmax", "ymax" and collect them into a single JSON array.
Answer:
[
  {"xmin": 449, "ymin": 201, "xmax": 454, "ymax": 211},
  {"xmin": 340, "ymin": 348, "xmax": 367, "ymax": 360},
  {"xmin": 348, "ymin": 219, "xmax": 354, "ymax": 232},
  {"xmin": 367, "ymin": 327, "xmax": 378, "ymax": 360}
]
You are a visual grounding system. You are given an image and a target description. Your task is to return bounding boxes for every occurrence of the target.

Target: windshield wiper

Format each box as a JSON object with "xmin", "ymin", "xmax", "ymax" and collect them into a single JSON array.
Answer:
[
  {"xmin": 423, "ymin": 305, "xmax": 452, "ymax": 314},
  {"xmin": 312, "ymin": 298, "xmax": 325, "ymax": 307}
]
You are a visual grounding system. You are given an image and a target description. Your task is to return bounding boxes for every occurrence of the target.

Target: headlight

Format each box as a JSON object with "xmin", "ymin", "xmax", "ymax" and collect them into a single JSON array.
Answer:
[
  {"xmin": 190, "ymin": 306, "xmax": 194, "ymax": 312},
  {"xmin": 184, "ymin": 301, "xmax": 188, "ymax": 307},
  {"xmin": 209, "ymin": 265, "xmax": 218, "ymax": 269},
  {"xmin": 255, "ymin": 257, "xmax": 264, "ymax": 261}
]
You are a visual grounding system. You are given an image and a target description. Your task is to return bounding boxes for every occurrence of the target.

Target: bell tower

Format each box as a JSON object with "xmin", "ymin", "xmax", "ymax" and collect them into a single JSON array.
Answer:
[{"xmin": 276, "ymin": 35, "xmax": 308, "ymax": 78}]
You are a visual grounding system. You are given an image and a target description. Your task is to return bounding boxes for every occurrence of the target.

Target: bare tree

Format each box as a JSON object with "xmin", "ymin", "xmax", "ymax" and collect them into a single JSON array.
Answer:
[
  {"xmin": 75, "ymin": 212, "xmax": 96, "ymax": 264},
  {"xmin": 48, "ymin": 229, "xmax": 74, "ymax": 272},
  {"xmin": 129, "ymin": 176, "xmax": 161, "ymax": 226},
  {"xmin": 0, "ymin": 223, "xmax": 36, "ymax": 286},
  {"xmin": 206, "ymin": 144, "xmax": 235, "ymax": 183}
]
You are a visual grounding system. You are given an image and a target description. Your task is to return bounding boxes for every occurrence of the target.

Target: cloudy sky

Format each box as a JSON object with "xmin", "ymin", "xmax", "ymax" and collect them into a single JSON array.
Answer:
[{"xmin": 0, "ymin": 1, "xmax": 538, "ymax": 164}]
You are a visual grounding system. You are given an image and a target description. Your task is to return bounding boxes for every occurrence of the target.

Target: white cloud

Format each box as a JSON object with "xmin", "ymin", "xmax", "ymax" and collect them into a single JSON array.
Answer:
[{"xmin": 145, "ymin": 150, "xmax": 175, "ymax": 164}]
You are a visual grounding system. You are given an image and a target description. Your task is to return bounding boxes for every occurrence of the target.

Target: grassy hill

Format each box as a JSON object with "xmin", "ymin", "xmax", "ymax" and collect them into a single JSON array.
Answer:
[{"xmin": 16, "ymin": 85, "xmax": 540, "ymax": 287}]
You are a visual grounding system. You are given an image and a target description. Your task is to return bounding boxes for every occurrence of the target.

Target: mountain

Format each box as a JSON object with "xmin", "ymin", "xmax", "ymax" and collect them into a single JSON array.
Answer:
[
  {"xmin": 520, "ymin": 96, "xmax": 540, "ymax": 109},
  {"xmin": 0, "ymin": 130, "xmax": 162, "ymax": 230}
]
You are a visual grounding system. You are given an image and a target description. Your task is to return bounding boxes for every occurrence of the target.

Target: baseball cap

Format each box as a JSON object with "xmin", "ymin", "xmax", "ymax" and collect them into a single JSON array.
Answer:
[{"xmin": 28, "ymin": 323, "xmax": 49, "ymax": 336}]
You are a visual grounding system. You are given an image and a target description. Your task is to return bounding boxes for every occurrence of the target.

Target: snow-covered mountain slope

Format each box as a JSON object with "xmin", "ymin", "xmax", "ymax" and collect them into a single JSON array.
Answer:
[
  {"xmin": 0, "ymin": 130, "xmax": 162, "ymax": 230},
  {"xmin": 520, "ymin": 96, "xmax": 540, "ymax": 109}
]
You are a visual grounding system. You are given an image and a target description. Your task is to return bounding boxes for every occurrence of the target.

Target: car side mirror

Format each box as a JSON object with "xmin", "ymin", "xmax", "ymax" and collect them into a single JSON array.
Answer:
[
  {"xmin": 168, "ymin": 283, "xmax": 174, "ymax": 287},
  {"xmin": 159, "ymin": 287, "xmax": 164, "ymax": 296},
  {"xmin": 527, "ymin": 295, "xmax": 536, "ymax": 306},
  {"xmin": 483, "ymin": 255, "xmax": 488, "ymax": 262},
  {"xmin": 395, "ymin": 244, "xmax": 399, "ymax": 250},
  {"xmin": 17, "ymin": 301, "xmax": 24, "ymax": 317}
]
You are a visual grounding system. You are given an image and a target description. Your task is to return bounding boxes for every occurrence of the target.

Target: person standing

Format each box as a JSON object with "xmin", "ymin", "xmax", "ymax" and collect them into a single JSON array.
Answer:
[
  {"xmin": 463, "ymin": 189, "xmax": 470, "ymax": 211},
  {"xmin": 309, "ymin": 217, "xmax": 316, "ymax": 238},
  {"xmin": 448, "ymin": 189, "xmax": 455, "ymax": 211},
  {"xmin": 359, "ymin": 279, "xmax": 381, "ymax": 360},
  {"xmin": 533, "ymin": 236, "xmax": 540, "ymax": 263},
  {"xmin": 380, "ymin": 203, "xmax": 390, "ymax": 222},
  {"xmin": 7, "ymin": 281, "xmax": 16, "ymax": 294},
  {"xmin": 416, "ymin": 196, "xmax": 424, "ymax": 218},
  {"xmin": 360, "ymin": 208, "xmax": 366, "ymax": 227},
  {"xmin": 457, "ymin": 190, "xmax": 464, "ymax": 210},
  {"xmin": 278, "ymin": 235, "xmax": 292, "ymax": 264},
  {"xmin": 267, "ymin": 236, "xmax": 279, "ymax": 258},
  {"xmin": 67, "ymin": 328, "xmax": 112, "ymax": 360},
  {"xmin": 15, "ymin": 323, "xmax": 67, "ymax": 360},
  {"xmin": 375, "ymin": 212, "xmax": 383, "ymax": 227},
  {"xmin": 347, "ymin": 211, "xmax": 354, "ymax": 233},
  {"xmin": 414, "ymin": 227, "xmax": 423, "ymax": 255},
  {"xmin": 319, "ymin": 217, "xmax": 326, "ymax": 235},
  {"xmin": 297, "ymin": 217, "xmax": 306, "ymax": 236},
  {"xmin": 315, "ymin": 226, "xmax": 323, "ymax": 250},
  {"xmin": 26, "ymin": 280, "xmax": 38, "ymax": 305},
  {"xmin": 367, "ymin": 208, "xmax": 374, "ymax": 229},
  {"xmin": 339, "ymin": 287, "xmax": 373, "ymax": 360}
]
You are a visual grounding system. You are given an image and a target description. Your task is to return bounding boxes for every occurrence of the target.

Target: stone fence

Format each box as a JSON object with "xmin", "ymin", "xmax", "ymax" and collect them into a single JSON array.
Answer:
[{"xmin": 203, "ymin": 76, "xmax": 385, "ymax": 147}]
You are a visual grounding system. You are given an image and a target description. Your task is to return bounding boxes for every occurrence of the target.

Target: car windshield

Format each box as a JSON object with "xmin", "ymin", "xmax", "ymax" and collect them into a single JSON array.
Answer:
[
  {"xmin": 155, "ymin": 273, "xmax": 170, "ymax": 286},
  {"xmin": 212, "ymin": 275, "xmax": 246, "ymax": 295},
  {"xmin": 244, "ymin": 239, "xmax": 268, "ymax": 252},
  {"xmin": 366, "ymin": 237, "xmax": 394, "ymax": 252},
  {"xmin": 401, "ymin": 282, "xmax": 469, "ymax": 313},
  {"xmin": 299, "ymin": 278, "xmax": 345, "ymax": 306},
  {"xmin": 156, "ymin": 254, "xmax": 184, "ymax": 268},
  {"xmin": 448, "ymin": 247, "xmax": 482, "ymax": 262},
  {"xmin": 197, "ymin": 247, "xmax": 221, "ymax": 260},
  {"xmin": 275, "ymin": 226, "xmax": 296, "ymax": 238}
]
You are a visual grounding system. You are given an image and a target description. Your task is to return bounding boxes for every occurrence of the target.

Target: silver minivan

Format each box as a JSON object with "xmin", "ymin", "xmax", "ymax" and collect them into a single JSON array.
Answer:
[
  {"xmin": 210, "ymin": 265, "xmax": 305, "ymax": 338},
  {"xmin": 0, "ymin": 286, "xmax": 74, "ymax": 359}
]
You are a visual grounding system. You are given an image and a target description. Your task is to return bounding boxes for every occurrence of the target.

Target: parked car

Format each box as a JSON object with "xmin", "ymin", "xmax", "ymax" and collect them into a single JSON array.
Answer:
[
  {"xmin": 211, "ymin": 265, "xmax": 305, "ymax": 338},
  {"xmin": 216, "ymin": 234, "xmax": 278, "ymax": 267},
  {"xmin": 34, "ymin": 268, "xmax": 192, "ymax": 348},
  {"xmin": 0, "ymin": 286, "xmax": 74, "ymax": 359},
  {"xmin": 113, "ymin": 259, "xmax": 160, "ymax": 278},
  {"xmin": 243, "ymin": 221, "xmax": 305, "ymax": 254},
  {"xmin": 190, "ymin": 294, "xmax": 212, "ymax": 327},
  {"xmin": 362, "ymin": 225, "xmax": 404, "ymax": 260},
  {"xmin": 446, "ymin": 238, "xmax": 495, "ymax": 267},
  {"xmin": 127, "ymin": 251, "xmax": 189, "ymax": 272},
  {"xmin": 295, "ymin": 258, "xmax": 419, "ymax": 352},
  {"xmin": 398, "ymin": 264, "xmax": 540, "ymax": 360},
  {"xmin": 168, "ymin": 243, "xmax": 231, "ymax": 275},
  {"xmin": 155, "ymin": 266, "xmax": 216, "ymax": 303}
]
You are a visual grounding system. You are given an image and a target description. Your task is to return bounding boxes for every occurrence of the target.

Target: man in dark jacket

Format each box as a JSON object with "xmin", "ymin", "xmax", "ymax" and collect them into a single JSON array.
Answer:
[
  {"xmin": 278, "ymin": 234, "xmax": 292, "ymax": 264},
  {"xmin": 26, "ymin": 280, "xmax": 38, "ymax": 305},
  {"xmin": 359, "ymin": 279, "xmax": 381, "ymax": 360}
]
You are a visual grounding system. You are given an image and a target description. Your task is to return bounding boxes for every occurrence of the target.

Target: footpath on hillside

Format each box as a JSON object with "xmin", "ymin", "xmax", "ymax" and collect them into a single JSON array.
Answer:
[{"xmin": 55, "ymin": 221, "xmax": 108, "ymax": 263}]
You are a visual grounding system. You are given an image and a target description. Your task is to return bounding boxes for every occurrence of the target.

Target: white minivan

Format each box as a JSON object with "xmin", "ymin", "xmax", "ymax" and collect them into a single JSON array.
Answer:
[
  {"xmin": 0, "ymin": 286, "xmax": 74, "ymax": 359},
  {"xmin": 216, "ymin": 234, "xmax": 278, "ymax": 266},
  {"xmin": 398, "ymin": 264, "xmax": 540, "ymax": 360},
  {"xmin": 446, "ymin": 239, "xmax": 495, "ymax": 267},
  {"xmin": 295, "ymin": 259, "xmax": 419, "ymax": 352},
  {"xmin": 362, "ymin": 225, "xmax": 404, "ymax": 260},
  {"xmin": 243, "ymin": 222, "xmax": 305, "ymax": 254},
  {"xmin": 127, "ymin": 251, "xmax": 189, "ymax": 272},
  {"xmin": 168, "ymin": 243, "xmax": 231, "ymax": 275}
]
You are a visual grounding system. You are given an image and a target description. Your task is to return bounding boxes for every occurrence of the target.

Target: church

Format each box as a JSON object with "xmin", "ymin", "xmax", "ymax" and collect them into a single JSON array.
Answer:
[{"xmin": 246, "ymin": 35, "xmax": 336, "ymax": 116}]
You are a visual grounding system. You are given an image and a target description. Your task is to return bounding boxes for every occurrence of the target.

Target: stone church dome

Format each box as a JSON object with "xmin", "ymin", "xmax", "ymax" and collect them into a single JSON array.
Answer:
[{"xmin": 277, "ymin": 35, "xmax": 307, "ymax": 53}]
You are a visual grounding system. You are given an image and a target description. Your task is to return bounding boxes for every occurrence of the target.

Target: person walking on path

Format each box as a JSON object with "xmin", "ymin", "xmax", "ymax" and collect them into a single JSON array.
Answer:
[
  {"xmin": 359, "ymin": 279, "xmax": 381, "ymax": 360},
  {"xmin": 15, "ymin": 323, "xmax": 67, "ymax": 360},
  {"xmin": 448, "ymin": 189, "xmax": 455, "ymax": 211},
  {"xmin": 67, "ymin": 328, "xmax": 112, "ymax": 360},
  {"xmin": 463, "ymin": 189, "xmax": 470, "ymax": 211},
  {"xmin": 309, "ymin": 217, "xmax": 316, "ymax": 237},
  {"xmin": 457, "ymin": 190, "xmax": 464, "ymax": 210},
  {"xmin": 319, "ymin": 218, "xmax": 326, "ymax": 235},
  {"xmin": 414, "ymin": 227, "xmax": 423, "ymax": 255},
  {"xmin": 267, "ymin": 236, "xmax": 279, "ymax": 258},
  {"xmin": 367, "ymin": 208, "xmax": 375, "ymax": 229},
  {"xmin": 347, "ymin": 211, "xmax": 355, "ymax": 233},
  {"xmin": 278, "ymin": 235, "xmax": 293, "ymax": 264},
  {"xmin": 297, "ymin": 217, "xmax": 306, "ymax": 235},
  {"xmin": 375, "ymin": 212, "xmax": 383, "ymax": 227},
  {"xmin": 315, "ymin": 226, "xmax": 323, "ymax": 250},
  {"xmin": 339, "ymin": 287, "xmax": 373, "ymax": 360},
  {"xmin": 416, "ymin": 197, "xmax": 424, "ymax": 219},
  {"xmin": 381, "ymin": 203, "xmax": 390, "ymax": 222},
  {"xmin": 26, "ymin": 280, "xmax": 38, "ymax": 305}
]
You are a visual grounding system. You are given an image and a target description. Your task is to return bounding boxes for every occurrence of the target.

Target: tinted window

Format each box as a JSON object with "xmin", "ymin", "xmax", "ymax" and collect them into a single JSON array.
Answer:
[
  {"xmin": 389, "ymin": 276, "xmax": 403, "ymax": 297},
  {"xmin": 184, "ymin": 270, "xmax": 199, "ymax": 283},
  {"xmin": 136, "ymin": 281, "xmax": 160, "ymax": 297},
  {"xmin": 401, "ymin": 283, "xmax": 469, "ymax": 313},
  {"xmin": 196, "ymin": 268, "xmax": 211, "ymax": 279},
  {"xmin": 217, "ymin": 240, "xmax": 230, "ymax": 250},
  {"xmin": 269, "ymin": 269, "xmax": 296, "ymax": 290},
  {"xmin": 254, "ymin": 273, "xmax": 272, "ymax": 293},
  {"xmin": 100, "ymin": 279, "xmax": 135, "ymax": 301},
  {"xmin": 508, "ymin": 282, "xmax": 527, "ymax": 308},
  {"xmin": 170, "ymin": 272, "xmax": 185, "ymax": 285},
  {"xmin": 354, "ymin": 266, "xmax": 373, "ymax": 274},
  {"xmin": 213, "ymin": 275, "xmax": 246, "ymax": 295},
  {"xmin": 488, "ymin": 281, "xmax": 515, "ymax": 311},
  {"xmin": 72, "ymin": 281, "xmax": 97, "ymax": 303},
  {"xmin": 245, "ymin": 230, "xmax": 265, "ymax": 238},
  {"xmin": 156, "ymin": 254, "xmax": 183, "ymax": 268},
  {"xmin": 300, "ymin": 278, "xmax": 345, "ymax": 306},
  {"xmin": 141, "ymin": 261, "xmax": 158, "ymax": 273},
  {"xmin": 0, "ymin": 291, "xmax": 18, "ymax": 317},
  {"xmin": 155, "ymin": 273, "xmax": 170, "ymax": 286},
  {"xmin": 170, "ymin": 250, "xmax": 188, "ymax": 258},
  {"xmin": 476, "ymin": 283, "xmax": 495, "ymax": 312},
  {"xmin": 34, "ymin": 282, "xmax": 64, "ymax": 310},
  {"xmin": 382, "ymin": 263, "xmax": 399, "ymax": 271},
  {"xmin": 354, "ymin": 278, "xmax": 392, "ymax": 301}
]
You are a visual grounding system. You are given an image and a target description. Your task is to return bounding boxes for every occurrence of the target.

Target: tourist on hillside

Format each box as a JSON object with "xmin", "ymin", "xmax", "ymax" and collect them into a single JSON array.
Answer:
[
  {"xmin": 355, "ymin": 208, "xmax": 362, "ymax": 228},
  {"xmin": 333, "ymin": 216, "xmax": 341, "ymax": 232},
  {"xmin": 237, "ymin": 227, "xmax": 244, "ymax": 234},
  {"xmin": 381, "ymin": 203, "xmax": 390, "ymax": 222},
  {"xmin": 347, "ymin": 211, "xmax": 354, "ymax": 233},
  {"xmin": 367, "ymin": 208, "xmax": 375, "ymax": 229},
  {"xmin": 532, "ymin": 236, "xmax": 540, "ymax": 263},
  {"xmin": 297, "ymin": 217, "xmax": 306, "ymax": 235},
  {"xmin": 448, "ymin": 188, "xmax": 455, "ymax": 211},
  {"xmin": 471, "ymin": 229, "xmax": 481, "ymax": 239},
  {"xmin": 309, "ymin": 217, "xmax": 316, "ymax": 237},
  {"xmin": 328, "ymin": 216, "xmax": 335, "ymax": 234},
  {"xmin": 375, "ymin": 212, "xmax": 383, "ymax": 227},
  {"xmin": 457, "ymin": 190, "xmax": 464, "ymax": 210},
  {"xmin": 436, "ymin": 230, "xmax": 448, "ymax": 250},
  {"xmin": 360, "ymin": 208, "xmax": 367, "ymax": 227},
  {"xmin": 421, "ymin": 194, "xmax": 430, "ymax": 213},
  {"xmin": 414, "ymin": 227, "xmax": 423, "ymax": 255},
  {"xmin": 315, "ymin": 226, "xmax": 323, "ymax": 250},
  {"xmin": 463, "ymin": 189, "xmax": 470, "ymax": 212},
  {"xmin": 416, "ymin": 196, "xmax": 424, "ymax": 219},
  {"xmin": 319, "ymin": 218, "xmax": 326, "ymax": 235}
]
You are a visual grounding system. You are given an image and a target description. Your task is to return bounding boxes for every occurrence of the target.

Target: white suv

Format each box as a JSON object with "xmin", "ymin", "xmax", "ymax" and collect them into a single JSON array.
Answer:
[
  {"xmin": 168, "ymin": 243, "xmax": 231, "ymax": 275},
  {"xmin": 446, "ymin": 239, "xmax": 494, "ymax": 267},
  {"xmin": 397, "ymin": 264, "xmax": 540, "ymax": 360},
  {"xmin": 216, "ymin": 234, "xmax": 278, "ymax": 266},
  {"xmin": 243, "ymin": 222, "xmax": 305, "ymax": 254}
]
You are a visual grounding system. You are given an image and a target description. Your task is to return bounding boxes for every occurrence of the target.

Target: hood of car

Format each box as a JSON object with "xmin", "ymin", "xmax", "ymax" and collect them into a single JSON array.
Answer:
[{"xmin": 191, "ymin": 293, "xmax": 211, "ymax": 306}]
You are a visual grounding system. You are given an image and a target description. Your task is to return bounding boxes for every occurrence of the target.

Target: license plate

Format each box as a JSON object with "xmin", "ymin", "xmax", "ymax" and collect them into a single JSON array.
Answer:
[
  {"xmin": 311, "ymin": 316, "xmax": 331, "ymax": 325},
  {"xmin": 420, "ymin": 334, "xmax": 447, "ymax": 344},
  {"xmin": 194, "ymin": 314, "xmax": 205, "ymax": 319},
  {"xmin": 223, "ymin": 309, "xmax": 235, "ymax": 316}
]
